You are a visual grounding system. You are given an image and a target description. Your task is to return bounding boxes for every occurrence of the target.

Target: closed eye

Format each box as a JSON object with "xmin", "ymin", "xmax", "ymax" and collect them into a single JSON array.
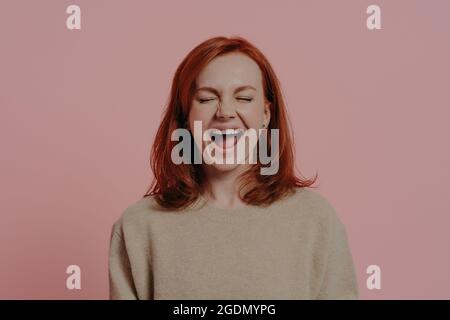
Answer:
[
  {"xmin": 198, "ymin": 98, "xmax": 217, "ymax": 104},
  {"xmin": 198, "ymin": 97, "xmax": 253, "ymax": 103}
]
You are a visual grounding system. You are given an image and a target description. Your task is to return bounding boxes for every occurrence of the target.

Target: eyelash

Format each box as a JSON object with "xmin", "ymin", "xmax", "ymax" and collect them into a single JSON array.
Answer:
[{"xmin": 199, "ymin": 97, "xmax": 253, "ymax": 103}]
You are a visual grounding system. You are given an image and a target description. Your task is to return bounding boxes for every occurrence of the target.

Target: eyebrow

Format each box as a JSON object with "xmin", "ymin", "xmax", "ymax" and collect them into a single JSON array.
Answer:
[{"xmin": 195, "ymin": 85, "xmax": 256, "ymax": 95}]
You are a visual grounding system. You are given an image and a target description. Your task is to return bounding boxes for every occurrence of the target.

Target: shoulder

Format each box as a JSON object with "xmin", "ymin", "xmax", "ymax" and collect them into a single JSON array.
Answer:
[
  {"xmin": 111, "ymin": 195, "xmax": 167, "ymax": 237},
  {"xmin": 283, "ymin": 187, "xmax": 345, "ymax": 230}
]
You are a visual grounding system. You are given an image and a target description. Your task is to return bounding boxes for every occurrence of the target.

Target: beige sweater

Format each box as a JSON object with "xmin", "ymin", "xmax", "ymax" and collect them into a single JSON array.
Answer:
[{"xmin": 108, "ymin": 187, "xmax": 359, "ymax": 299}]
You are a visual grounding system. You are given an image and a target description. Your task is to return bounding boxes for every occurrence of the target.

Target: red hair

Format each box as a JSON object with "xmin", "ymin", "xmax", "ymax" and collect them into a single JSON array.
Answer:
[{"xmin": 144, "ymin": 36, "xmax": 318, "ymax": 210}]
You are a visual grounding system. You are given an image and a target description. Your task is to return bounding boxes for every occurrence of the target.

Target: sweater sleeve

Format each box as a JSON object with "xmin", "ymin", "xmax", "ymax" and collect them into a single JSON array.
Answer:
[
  {"xmin": 108, "ymin": 224, "xmax": 139, "ymax": 300},
  {"xmin": 316, "ymin": 214, "xmax": 359, "ymax": 300}
]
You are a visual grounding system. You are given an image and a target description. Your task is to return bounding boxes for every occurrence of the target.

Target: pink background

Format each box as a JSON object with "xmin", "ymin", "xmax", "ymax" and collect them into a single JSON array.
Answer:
[{"xmin": 1, "ymin": 0, "xmax": 449, "ymax": 299}]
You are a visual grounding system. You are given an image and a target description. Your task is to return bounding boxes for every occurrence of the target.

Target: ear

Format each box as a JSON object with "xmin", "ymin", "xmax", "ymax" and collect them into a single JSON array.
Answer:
[{"xmin": 263, "ymin": 102, "xmax": 271, "ymax": 126}]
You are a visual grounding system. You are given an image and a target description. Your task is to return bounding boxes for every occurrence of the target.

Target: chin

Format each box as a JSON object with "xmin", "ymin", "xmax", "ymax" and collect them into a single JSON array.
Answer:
[{"xmin": 209, "ymin": 163, "xmax": 242, "ymax": 172}]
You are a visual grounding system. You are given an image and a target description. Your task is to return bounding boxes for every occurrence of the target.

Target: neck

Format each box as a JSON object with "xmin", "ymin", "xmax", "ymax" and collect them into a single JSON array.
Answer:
[{"xmin": 203, "ymin": 164, "xmax": 251, "ymax": 209}]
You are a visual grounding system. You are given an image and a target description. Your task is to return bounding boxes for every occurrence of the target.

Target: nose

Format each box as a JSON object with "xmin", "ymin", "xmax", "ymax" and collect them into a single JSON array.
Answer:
[{"xmin": 215, "ymin": 98, "xmax": 236, "ymax": 119}]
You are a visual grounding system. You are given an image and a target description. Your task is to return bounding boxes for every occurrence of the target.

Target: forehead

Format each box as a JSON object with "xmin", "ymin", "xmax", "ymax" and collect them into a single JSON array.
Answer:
[{"xmin": 196, "ymin": 52, "xmax": 263, "ymax": 89}]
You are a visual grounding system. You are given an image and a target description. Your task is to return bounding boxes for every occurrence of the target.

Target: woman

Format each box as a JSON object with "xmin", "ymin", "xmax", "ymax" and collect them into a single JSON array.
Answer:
[{"xmin": 108, "ymin": 36, "xmax": 359, "ymax": 299}]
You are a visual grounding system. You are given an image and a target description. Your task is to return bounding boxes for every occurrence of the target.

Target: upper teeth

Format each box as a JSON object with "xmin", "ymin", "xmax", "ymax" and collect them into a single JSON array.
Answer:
[{"xmin": 212, "ymin": 129, "xmax": 243, "ymax": 137}]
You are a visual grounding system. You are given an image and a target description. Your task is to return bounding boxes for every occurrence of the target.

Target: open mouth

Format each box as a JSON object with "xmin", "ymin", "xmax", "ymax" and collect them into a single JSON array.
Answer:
[{"xmin": 210, "ymin": 128, "xmax": 245, "ymax": 150}]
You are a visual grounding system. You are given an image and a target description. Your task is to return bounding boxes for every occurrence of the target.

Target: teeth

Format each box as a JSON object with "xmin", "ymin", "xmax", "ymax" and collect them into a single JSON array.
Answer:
[{"xmin": 212, "ymin": 128, "xmax": 243, "ymax": 137}]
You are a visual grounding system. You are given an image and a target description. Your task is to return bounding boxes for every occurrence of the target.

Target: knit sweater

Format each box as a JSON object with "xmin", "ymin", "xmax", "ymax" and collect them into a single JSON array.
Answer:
[{"xmin": 108, "ymin": 187, "xmax": 359, "ymax": 299}]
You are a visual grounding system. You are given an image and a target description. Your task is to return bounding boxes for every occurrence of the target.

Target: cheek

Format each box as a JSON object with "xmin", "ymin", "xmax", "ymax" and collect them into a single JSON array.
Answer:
[
  {"xmin": 188, "ymin": 104, "xmax": 215, "ymax": 125},
  {"xmin": 236, "ymin": 103, "xmax": 265, "ymax": 128}
]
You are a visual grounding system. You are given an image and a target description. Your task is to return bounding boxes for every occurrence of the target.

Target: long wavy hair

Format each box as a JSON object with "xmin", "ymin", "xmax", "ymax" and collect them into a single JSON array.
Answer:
[{"xmin": 144, "ymin": 36, "xmax": 318, "ymax": 210}]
